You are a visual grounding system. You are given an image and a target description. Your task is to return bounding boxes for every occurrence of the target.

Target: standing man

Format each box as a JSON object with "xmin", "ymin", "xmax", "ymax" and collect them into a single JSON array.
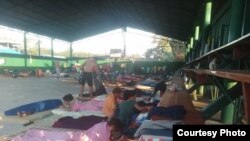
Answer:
[
  {"xmin": 79, "ymin": 57, "xmax": 98, "ymax": 99},
  {"xmin": 55, "ymin": 62, "xmax": 61, "ymax": 79}
]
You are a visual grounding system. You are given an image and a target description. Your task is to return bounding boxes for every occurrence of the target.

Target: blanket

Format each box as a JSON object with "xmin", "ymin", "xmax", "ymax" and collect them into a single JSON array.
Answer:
[
  {"xmin": 52, "ymin": 108, "xmax": 104, "ymax": 119},
  {"xmin": 12, "ymin": 128, "xmax": 84, "ymax": 141},
  {"xmin": 52, "ymin": 115, "xmax": 107, "ymax": 130}
]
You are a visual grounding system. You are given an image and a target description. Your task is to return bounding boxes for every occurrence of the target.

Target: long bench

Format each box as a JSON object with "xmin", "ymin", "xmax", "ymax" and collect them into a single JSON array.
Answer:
[
  {"xmin": 183, "ymin": 69, "xmax": 250, "ymax": 123},
  {"xmin": 158, "ymin": 76, "xmax": 204, "ymax": 124}
]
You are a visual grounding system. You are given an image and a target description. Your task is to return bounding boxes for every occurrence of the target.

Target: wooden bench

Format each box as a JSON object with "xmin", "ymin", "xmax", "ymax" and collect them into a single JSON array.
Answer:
[
  {"xmin": 158, "ymin": 76, "xmax": 204, "ymax": 124},
  {"xmin": 183, "ymin": 69, "xmax": 250, "ymax": 123}
]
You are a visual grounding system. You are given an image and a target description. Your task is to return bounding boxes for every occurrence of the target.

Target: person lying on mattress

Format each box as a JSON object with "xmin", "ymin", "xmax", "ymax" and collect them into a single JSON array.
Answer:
[
  {"xmin": 60, "ymin": 93, "xmax": 103, "ymax": 112},
  {"xmin": 103, "ymin": 87, "xmax": 123, "ymax": 119}
]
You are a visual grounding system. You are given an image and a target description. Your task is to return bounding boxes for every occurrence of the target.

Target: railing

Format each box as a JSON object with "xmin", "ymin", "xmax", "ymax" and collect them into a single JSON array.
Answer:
[{"xmin": 185, "ymin": 33, "xmax": 250, "ymax": 66}]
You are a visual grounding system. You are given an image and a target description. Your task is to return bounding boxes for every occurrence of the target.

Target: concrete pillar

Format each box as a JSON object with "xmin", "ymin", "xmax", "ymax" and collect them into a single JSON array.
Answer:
[
  {"xmin": 70, "ymin": 42, "xmax": 73, "ymax": 58},
  {"xmin": 51, "ymin": 39, "xmax": 54, "ymax": 67},
  {"xmin": 38, "ymin": 37, "xmax": 41, "ymax": 56},
  {"xmin": 23, "ymin": 32, "xmax": 27, "ymax": 67}
]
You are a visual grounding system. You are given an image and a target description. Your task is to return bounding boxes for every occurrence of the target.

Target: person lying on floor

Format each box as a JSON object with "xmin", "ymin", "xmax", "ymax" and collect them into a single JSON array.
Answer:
[
  {"xmin": 133, "ymin": 105, "xmax": 186, "ymax": 138},
  {"xmin": 60, "ymin": 93, "xmax": 103, "ymax": 112},
  {"xmin": 103, "ymin": 87, "xmax": 123, "ymax": 118}
]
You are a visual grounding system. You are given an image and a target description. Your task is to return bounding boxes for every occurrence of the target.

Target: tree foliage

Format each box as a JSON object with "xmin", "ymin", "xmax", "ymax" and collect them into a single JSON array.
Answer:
[
  {"xmin": 169, "ymin": 38, "xmax": 185, "ymax": 61},
  {"xmin": 145, "ymin": 35, "xmax": 185, "ymax": 61}
]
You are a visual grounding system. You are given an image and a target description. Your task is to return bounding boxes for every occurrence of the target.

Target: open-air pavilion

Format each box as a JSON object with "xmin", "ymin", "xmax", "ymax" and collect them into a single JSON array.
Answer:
[{"xmin": 0, "ymin": 0, "xmax": 250, "ymax": 140}]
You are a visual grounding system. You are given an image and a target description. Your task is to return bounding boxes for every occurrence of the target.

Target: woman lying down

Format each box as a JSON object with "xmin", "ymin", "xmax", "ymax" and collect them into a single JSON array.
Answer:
[
  {"xmin": 12, "ymin": 118, "xmax": 133, "ymax": 141},
  {"xmin": 60, "ymin": 93, "xmax": 104, "ymax": 112}
]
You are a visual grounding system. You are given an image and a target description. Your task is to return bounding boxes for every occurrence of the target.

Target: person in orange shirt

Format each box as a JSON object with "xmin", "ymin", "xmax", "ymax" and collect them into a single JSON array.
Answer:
[{"xmin": 103, "ymin": 87, "xmax": 123, "ymax": 118}]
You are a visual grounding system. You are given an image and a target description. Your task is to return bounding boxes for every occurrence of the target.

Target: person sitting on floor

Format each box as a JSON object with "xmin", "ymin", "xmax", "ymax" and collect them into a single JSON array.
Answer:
[
  {"xmin": 79, "ymin": 78, "xmax": 107, "ymax": 98},
  {"xmin": 117, "ymin": 90, "xmax": 152, "ymax": 127},
  {"xmin": 93, "ymin": 75, "xmax": 108, "ymax": 96},
  {"xmin": 103, "ymin": 87, "xmax": 123, "ymax": 118},
  {"xmin": 153, "ymin": 80, "xmax": 167, "ymax": 97}
]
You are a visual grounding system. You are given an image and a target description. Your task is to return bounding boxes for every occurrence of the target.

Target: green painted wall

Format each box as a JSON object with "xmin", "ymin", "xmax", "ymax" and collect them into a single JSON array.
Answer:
[
  {"xmin": 26, "ymin": 58, "xmax": 52, "ymax": 67},
  {"xmin": 0, "ymin": 54, "xmax": 183, "ymax": 74},
  {"xmin": 0, "ymin": 57, "xmax": 25, "ymax": 67},
  {"xmin": 0, "ymin": 54, "xmax": 62, "ymax": 69}
]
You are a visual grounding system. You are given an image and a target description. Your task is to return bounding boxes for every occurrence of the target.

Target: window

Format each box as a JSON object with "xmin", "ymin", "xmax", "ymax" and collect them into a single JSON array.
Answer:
[
  {"xmin": 53, "ymin": 39, "xmax": 70, "ymax": 58},
  {"xmin": 26, "ymin": 33, "xmax": 39, "ymax": 56},
  {"xmin": 0, "ymin": 26, "xmax": 24, "ymax": 55},
  {"xmin": 39, "ymin": 36, "xmax": 52, "ymax": 57},
  {"xmin": 205, "ymin": 2, "xmax": 212, "ymax": 25}
]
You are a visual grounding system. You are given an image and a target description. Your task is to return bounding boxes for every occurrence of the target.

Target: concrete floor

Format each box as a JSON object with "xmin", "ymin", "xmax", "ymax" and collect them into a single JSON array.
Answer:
[
  {"xmin": 0, "ymin": 76, "xmax": 81, "ymax": 137},
  {"xmin": 0, "ymin": 77, "xmax": 80, "ymax": 112}
]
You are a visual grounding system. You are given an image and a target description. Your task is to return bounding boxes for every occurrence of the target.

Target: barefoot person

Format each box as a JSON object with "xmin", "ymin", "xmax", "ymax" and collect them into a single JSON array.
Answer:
[{"xmin": 79, "ymin": 57, "xmax": 98, "ymax": 99}]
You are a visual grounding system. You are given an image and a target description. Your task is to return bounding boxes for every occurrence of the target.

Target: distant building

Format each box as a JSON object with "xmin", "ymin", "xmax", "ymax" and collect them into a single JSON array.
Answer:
[
  {"xmin": 109, "ymin": 49, "xmax": 123, "ymax": 58},
  {"xmin": 0, "ymin": 45, "xmax": 22, "ymax": 55}
]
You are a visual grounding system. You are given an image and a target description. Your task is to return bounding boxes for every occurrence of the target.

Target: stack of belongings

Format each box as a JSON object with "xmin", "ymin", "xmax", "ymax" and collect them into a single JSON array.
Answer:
[{"xmin": 133, "ymin": 75, "xmax": 204, "ymax": 139}]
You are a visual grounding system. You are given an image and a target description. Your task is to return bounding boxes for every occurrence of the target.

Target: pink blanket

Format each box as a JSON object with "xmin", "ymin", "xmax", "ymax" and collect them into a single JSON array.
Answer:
[
  {"xmin": 71, "ymin": 100, "xmax": 104, "ymax": 112},
  {"xmin": 12, "ymin": 128, "xmax": 84, "ymax": 141},
  {"xmin": 12, "ymin": 122, "xmax": 110, "ymax": 141},
  {"xmin": 83, "ymin": 122, "xmax": 110, "ymax": 141}
]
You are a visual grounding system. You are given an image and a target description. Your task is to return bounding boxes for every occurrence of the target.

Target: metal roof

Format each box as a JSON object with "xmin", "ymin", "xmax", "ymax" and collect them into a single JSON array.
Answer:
[{"xmin": 0, "ymin": 0, "xmax": 204, "ymax": 42}]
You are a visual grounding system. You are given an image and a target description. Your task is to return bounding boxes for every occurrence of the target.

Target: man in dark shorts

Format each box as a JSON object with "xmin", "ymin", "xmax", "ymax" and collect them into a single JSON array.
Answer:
[{"xmin": 79, "ymin": 57, "xmax": 98, "ymax": 99}]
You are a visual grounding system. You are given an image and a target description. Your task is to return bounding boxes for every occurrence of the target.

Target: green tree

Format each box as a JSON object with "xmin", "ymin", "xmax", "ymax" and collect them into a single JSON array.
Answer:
[
  {"xmin": 145, "ymin": 35, "xmax": 174, "ymax": 61},
  {"xmin": 40, "ymin": 48, "xmax": 51, "ymax": 56},
  {"xmin": 145, "ymin": 35, "xmax": 185, "ymax": 61},
  {"xmin": 169, "ymin": 38, "xmax": 185, "ymax": 61},
  {"xmin": 55, "ymin": 50, "xmax": 70, "ymax": 57}
]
